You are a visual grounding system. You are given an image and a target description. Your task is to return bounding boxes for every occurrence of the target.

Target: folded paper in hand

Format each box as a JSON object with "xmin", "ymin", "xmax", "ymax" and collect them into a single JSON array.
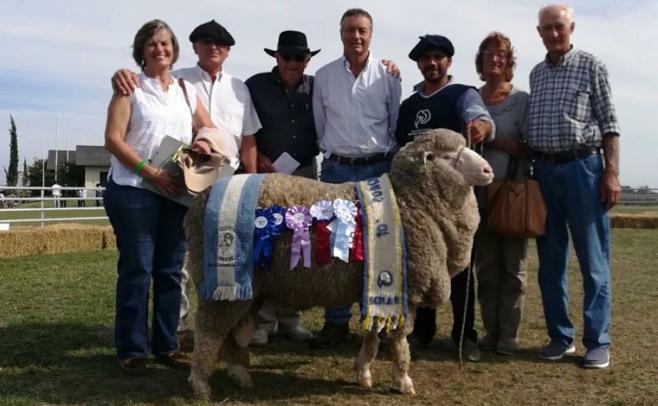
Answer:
[{"xmin": 141, "ymin": 135, "xmax": 193, "ymax": 207}]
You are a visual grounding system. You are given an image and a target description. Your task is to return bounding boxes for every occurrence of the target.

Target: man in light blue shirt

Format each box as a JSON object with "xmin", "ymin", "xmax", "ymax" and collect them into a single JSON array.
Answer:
[{"xmin": 310, "ymin": 8, "xmax": 402, "ymax": 348}]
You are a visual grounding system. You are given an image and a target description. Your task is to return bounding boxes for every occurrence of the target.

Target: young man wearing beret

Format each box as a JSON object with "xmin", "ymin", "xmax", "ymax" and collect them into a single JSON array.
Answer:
[{"xmin": 395, "ymin": 34, "xmax": 495, "ymax": 362}]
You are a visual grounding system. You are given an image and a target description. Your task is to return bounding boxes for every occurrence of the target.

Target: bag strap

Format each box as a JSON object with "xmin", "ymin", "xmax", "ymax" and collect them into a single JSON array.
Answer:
[
  {"xmin": 505, "ymin": 156, "xmax": 520, "ymax": 180},
  {"xmin": 178, "ymin": 78, "xmax": 198, "ymax": 140}
]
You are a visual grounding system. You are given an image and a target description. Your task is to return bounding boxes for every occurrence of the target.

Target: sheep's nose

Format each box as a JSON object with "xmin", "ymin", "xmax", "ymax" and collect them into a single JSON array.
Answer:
[{"xmin": 482, "ymin": 162, "xmax": 493, "ymax": 176}]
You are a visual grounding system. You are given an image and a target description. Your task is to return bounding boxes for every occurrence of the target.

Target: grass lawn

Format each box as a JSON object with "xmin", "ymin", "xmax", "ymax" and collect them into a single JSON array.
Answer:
[{"xmin": 1, "ymin": 229, "xmax": 657, "ymax": 405}]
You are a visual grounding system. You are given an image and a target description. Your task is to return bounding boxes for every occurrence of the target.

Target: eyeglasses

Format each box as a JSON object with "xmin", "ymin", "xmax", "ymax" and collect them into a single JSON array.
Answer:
[
  {"xmin": 280, "ymin": 53, "xmax": 308, "ymax": 62},
  {"xmin": 483, "ymin": 50, "xmax": 509, "ymax": 60}
]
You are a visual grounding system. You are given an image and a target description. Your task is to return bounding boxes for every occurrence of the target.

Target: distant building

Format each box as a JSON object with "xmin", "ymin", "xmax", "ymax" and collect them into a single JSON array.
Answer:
[{"xmin": 47, "ymin": 146, "xmax": 110, "ymax": 188}]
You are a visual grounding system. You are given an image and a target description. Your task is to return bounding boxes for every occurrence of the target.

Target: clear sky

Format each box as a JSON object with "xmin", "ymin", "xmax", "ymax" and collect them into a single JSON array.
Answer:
[{"xmin": 1, "ymin": 0, "xmax": 656, "ymax": 187}]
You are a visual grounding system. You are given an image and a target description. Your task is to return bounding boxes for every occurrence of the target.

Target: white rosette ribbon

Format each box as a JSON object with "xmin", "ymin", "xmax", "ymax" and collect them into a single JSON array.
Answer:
[{"xmin": 328, "ymin": 199, "xmax": 357, "ymax": 263}]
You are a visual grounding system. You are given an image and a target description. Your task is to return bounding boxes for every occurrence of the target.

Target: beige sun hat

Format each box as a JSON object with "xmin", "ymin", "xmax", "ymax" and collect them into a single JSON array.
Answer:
[{"xmin": 179, "ymin": 127, "xmax": 237, "ymax": 194}]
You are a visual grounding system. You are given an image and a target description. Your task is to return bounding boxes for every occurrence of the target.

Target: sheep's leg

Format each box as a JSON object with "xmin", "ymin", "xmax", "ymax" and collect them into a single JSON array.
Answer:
[
  {"xmin": 232, "ymin": 312, "xmax": 255, "ymax": 348},
  {"xmin": 354, "ymin": 330, "xmax": 380, "ymax": 389},
  {"xmin": 223, "ymin": 315, "xmax": 254, "ymax": 388},
  {"xmin": 390, "ymin": 314, "xmax": 416, "ymax": 395},
  {"xmin": 189, "ymin": 308, "xmax": 225, "ymax": 400}
]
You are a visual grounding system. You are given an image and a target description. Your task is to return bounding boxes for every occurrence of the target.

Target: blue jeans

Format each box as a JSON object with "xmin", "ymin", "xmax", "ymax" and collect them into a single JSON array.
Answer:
[
  {"xmin": 104, "ymin": 179, "xmax": 188, "ymax": 359},
  {"xmin": 320, "ymin": 158, "xmax": 391, "ymax": 324},
  {"xmin": 533, "ymin": 154, "xmax": 611, "ymax": 350}
]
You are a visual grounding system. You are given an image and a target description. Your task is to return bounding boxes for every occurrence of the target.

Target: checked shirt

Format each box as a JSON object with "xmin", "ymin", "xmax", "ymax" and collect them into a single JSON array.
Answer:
[{"xmin": 528, "ymin": 48, "xmax": 620, "ymax": 152}]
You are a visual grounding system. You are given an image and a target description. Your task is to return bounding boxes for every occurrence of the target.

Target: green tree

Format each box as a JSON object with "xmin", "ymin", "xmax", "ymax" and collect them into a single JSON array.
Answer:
[
  {"xmin": 5, "ymin": 115, "xmax": 19, "ymax": 186},
  {"xmin": 26, "ymin": 158, "xmax": 55, "ymax": 196},
  {"xmin": 22, "ymin": 158, "xmax": 28, "ymax": 186},
  {"xmin": 58, "ymin": 161, "xmax": 84, "ymax": 188}
]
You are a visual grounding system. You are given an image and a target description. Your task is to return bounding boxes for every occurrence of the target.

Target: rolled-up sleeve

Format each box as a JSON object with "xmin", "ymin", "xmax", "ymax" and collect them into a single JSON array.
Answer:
[
  {"xmin": 458, "ymin": 88, "xmax": 496, "ymax": 141},
  {"xmin": 591, "ymin": 62, "xmax": 621, "ymax": 136}
]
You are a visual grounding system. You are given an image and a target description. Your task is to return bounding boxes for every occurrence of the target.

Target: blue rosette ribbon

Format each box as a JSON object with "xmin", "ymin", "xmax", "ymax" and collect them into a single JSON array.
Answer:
[{"xmin": 253, "ymin": 208, "xmax": 272, "ymax": 269}]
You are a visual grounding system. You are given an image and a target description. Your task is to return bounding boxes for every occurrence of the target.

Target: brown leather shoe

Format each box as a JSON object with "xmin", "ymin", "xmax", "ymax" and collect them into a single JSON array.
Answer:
[
  {"xmin": 119, "ymin": 358, "xmax": 148, "ymax": 376},
  {"xmin": 155, "ymin": 351, "xmax": 192, "ymax": 370}
]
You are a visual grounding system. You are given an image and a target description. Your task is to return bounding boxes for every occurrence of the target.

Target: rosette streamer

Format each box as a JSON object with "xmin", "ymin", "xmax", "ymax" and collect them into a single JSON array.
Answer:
[
  {"xmin": 350, "ymin": 202, "xmax": 364, "ymax": 262},
  {"xmin": 253, "ymin": 208, "xmax": 272, "ymax": 268},
  {"xmin": 285, "ymin": 205, "xmax": 312, "ymax": 269},
  {"xmin": 329, "ymin": 199, "xmax": 357, "ymax": 263},
  {"xmin": 310, "ymin": 200, "xmax": 334, "ymax": 265}
]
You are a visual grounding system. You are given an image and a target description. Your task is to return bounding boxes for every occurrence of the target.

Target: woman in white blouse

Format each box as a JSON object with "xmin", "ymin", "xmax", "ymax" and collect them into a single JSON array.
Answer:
[{"xmin": 103, "ymin": 19, "xmax": 212, "ymax": 376}]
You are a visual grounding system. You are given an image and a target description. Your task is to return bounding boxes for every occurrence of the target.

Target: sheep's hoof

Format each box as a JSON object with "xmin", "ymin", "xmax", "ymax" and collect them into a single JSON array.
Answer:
[
  {"xmin": 356, "ymin": 369, "xmax": 373, "ymax": 389},
  {"xmin": 394, "ymin": 375, "xmax": 416, "ymax": 395},
  {"xmin": 227, "ymin": 364, "xmax": 253, "ymax": 388},
  {"xmin": 189, "ymin": 373, "xmax": 211, "ymax": 400}
]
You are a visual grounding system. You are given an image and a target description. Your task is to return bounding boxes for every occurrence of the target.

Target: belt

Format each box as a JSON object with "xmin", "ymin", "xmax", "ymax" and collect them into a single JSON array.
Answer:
[
  {"xmin": 531, "ymin": 147, "xmax": 600, "ymax": 164},
  {"xmin": 326, "ymin": 152, "xmax": 390, "ymax": 166}
]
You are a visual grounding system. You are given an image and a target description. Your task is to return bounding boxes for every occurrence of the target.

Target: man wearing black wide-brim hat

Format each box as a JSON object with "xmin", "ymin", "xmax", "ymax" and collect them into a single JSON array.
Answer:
[{"xmin": 244, "ymin": 30, "xmax": 321, "ymax": 345}]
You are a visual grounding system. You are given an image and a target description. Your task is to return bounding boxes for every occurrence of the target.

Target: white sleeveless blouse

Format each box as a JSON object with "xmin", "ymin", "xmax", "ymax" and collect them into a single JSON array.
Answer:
[{"xmin": 109, "ymin": 73, "xmax": 197, "ymax": 187}]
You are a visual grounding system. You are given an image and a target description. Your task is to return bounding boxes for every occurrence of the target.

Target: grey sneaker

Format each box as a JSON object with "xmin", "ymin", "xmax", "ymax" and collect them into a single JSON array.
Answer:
[
  {"xmin": 583, "ymin": 347, "xmax": 610, "ymax": 369},
  {"xmin": 281, "ymin": 325, "xmax": 313, "ymax": 341},
  {"xmin": 460, "ymin": 339, "xmax": 481, "ymax": 362},
  {"xmin": 478, "ymin": 335, "xmax": 497, "ymax": 351},
  {"xmin": 250, "ymin": 328, "xmax": 269, "ymax": 346},
  {"xmin": 538, "ymin": 341, "xmax": 576, "ymax": 360},
  {"xmin": 496, "ymin": 339, "xmax": 519, "ymax": 356}
]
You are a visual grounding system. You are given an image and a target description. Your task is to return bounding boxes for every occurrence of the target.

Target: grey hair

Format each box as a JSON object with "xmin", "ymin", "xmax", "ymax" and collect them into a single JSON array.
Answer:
[
  {"xmin": 538, "ymin": 4, "xmax": 575, "ymax": 24},
  {"xmin": 132, "ymin": 19, "xmax": 180, "ymax": 70}
]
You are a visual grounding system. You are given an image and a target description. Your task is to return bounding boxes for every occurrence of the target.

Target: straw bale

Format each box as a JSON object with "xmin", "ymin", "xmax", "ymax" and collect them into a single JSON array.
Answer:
[
  {"xmin": 0, "ymin": 224, "xmax": 116, "ymax": 257},
  {"xmin": 610, "ymin": 214, "xmax": 658, "ymax": 229}
]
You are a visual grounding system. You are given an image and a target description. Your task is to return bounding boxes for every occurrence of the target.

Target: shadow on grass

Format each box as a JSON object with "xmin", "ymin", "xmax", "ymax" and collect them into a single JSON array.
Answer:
[{"xmin": 0, "ymin": 322, "xmax": 391, "ymax": 404}]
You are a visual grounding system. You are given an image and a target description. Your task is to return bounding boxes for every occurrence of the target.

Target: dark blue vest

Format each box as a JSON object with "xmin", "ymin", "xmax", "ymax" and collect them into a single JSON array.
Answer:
[{"xmin": 395, "ymin": 84, "xmax": 474, "ymax": 146}]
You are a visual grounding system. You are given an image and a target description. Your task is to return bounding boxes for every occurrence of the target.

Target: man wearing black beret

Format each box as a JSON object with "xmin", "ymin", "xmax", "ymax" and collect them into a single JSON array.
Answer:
[
  {"xmin": 395, "ymin": 34, "xmax": 495, "ymax": 362},
  {"xmin": 112, "ymin": 20, "xmax": 261, "ymax": 175}
]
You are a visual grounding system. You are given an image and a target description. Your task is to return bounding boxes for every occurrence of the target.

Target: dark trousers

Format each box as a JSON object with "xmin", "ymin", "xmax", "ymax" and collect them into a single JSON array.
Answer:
[
  {"xmin": 104, "ymin": 179, "xmax": 187, "ymax": 359},
  {"xmin": 412, "ymin": 266, "xmax": 477, "ymax": 345}
]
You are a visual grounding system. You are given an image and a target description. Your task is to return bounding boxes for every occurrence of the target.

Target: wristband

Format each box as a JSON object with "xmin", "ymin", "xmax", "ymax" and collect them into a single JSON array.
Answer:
[{"xmin": 135, "ymin": 160, "xmax": 146, "ymax": 173}]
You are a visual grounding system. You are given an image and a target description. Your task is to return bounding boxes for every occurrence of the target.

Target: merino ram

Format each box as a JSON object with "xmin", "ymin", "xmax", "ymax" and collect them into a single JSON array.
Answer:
[{"xmin": 184, "ymin": 129, "xmax": 493, "ymax": 398}]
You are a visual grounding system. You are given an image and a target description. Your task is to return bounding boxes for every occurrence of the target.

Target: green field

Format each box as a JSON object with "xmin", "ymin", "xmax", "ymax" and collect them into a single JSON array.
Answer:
[{"xmin": 1, "ymin": 229, "xmax": 657, "ymax": 405}]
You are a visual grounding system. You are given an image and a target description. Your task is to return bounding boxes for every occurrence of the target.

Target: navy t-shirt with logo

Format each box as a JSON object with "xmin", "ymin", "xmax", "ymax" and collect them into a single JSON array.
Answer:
[{"xmin": 395, "ymin": 84, "xmax": 473, "ymax": 146}]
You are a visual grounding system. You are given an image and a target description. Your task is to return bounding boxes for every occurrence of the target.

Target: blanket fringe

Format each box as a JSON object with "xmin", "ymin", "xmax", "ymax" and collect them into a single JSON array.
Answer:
[
  {"xmin": 211, "ymin": 284, "xmax": 253, "ymax": 301},
  {"xmin": 361, "ymin": 314, "xmax": 405, "ymax": 333}
]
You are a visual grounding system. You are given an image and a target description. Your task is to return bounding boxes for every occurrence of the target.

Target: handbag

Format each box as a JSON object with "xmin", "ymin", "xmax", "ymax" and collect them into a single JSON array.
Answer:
[{"xmin": 486, "ymin": 158, "xmax": 547, "ymax": 238}]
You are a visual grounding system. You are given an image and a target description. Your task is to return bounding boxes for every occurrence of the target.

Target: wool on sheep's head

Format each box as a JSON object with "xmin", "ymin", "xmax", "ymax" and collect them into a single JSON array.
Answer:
[{"xmin": 390, "ymin": 128, "xmax": 492, "ymax": 208}]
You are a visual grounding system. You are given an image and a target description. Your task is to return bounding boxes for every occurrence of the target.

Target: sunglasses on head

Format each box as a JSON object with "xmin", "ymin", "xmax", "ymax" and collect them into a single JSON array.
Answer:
[{"xmin": 280, "ymin": 53, "xmax": 308, "ymax": 62}]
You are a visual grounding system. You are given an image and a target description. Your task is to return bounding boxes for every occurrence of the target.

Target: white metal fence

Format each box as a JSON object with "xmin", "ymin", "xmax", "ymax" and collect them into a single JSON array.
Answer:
[
  {"xmin": 0, "ymin": 185, "xmax": 656, "ymax": 228},
  {"xmin": 0, "ymin": 185, "xmax": 107, "ymax": 227}
]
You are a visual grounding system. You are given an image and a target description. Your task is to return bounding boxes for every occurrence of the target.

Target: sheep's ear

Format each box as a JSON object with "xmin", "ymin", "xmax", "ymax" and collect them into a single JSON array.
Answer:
[{"xmin": 421, "ymin": 151, "xmax": 435, "ymax": 165}]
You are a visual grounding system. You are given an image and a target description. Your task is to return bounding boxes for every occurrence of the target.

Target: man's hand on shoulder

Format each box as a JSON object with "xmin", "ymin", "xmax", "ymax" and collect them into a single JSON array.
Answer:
[
  {"xmin": 111, "ymin": 69, "xmax": 140, "ymax": 96},
  {"xmin": 381, "ymin": 59, "xmax": 401, "ymax": 80}
]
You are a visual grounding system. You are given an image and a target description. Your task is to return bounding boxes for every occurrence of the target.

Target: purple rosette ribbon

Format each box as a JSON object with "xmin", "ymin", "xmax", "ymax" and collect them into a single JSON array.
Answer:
[
  {"xmin": 253, "ymin": 208, "xmax": 272, "ymax": 269},
  {"xmin": 285, "ymin": 205, "xmax": 312, "ymax": 270}
]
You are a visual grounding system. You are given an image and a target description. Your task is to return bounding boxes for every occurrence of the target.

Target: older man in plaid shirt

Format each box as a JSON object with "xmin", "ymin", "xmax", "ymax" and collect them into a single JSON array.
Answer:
[{"xmin": 528, "ymin": 4, "xmax": 621, "ymax": 369}]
